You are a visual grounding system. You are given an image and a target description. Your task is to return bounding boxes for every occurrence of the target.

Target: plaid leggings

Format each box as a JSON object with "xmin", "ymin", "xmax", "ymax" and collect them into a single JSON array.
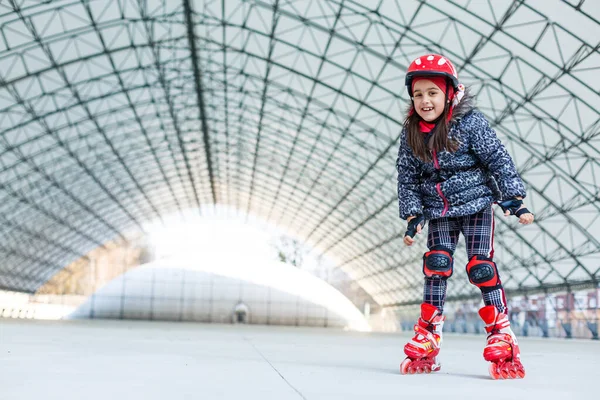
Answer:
[{"xmin": 423, "ymin": 205, "xmax": 508, "ymax": 315}]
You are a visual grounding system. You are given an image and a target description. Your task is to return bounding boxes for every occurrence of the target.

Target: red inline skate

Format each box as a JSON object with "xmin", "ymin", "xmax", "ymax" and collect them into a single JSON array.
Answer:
[
  {"xmin": 400, "ymin": 303, "xmax": 444, "ymax": 374},
  {"xmin": 479, "ymin": 305, "xmax": 526, "ymax": 379}
]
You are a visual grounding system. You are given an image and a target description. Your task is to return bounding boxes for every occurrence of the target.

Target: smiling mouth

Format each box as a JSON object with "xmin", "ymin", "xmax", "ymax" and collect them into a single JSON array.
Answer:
[{"xmin": 422, "ymin": 107, "xmax": 433, "ymax": 112}]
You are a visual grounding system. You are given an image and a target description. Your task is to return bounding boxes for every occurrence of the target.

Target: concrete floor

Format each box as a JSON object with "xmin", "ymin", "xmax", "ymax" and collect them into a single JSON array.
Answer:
[{"xmin": 0, "ymin": 319, "xmax": 597, "ymax": 400}]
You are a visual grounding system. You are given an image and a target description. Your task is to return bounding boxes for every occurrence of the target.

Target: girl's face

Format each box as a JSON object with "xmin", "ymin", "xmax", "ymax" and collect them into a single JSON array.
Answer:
[{"xmin": 412, "ymin": 79, "xmax": 446, "ymax": 122}]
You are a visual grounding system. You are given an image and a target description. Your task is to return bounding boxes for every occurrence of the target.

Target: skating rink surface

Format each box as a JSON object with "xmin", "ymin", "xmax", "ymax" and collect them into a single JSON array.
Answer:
[{"xmin": 1, "ymin": 319, "xmax": 597, "ymax": 400}]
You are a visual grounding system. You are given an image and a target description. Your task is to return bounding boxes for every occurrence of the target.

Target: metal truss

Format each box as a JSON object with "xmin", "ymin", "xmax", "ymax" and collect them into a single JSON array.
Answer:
[{"xmin": 0, "ymin": 0, "xmax": 598, "ymax": 309}]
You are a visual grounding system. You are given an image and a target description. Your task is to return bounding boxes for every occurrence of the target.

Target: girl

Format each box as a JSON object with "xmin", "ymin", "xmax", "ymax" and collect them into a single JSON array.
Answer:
[{"xmin": 395, "ymin": 54, "xmax": 534, "ymax": 379}]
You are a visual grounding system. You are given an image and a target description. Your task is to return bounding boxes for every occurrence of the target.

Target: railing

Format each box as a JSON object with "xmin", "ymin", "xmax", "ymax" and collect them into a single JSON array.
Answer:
[{"xmin": 393, "ymin": 288, "xmax": 600, "ymax": 340}]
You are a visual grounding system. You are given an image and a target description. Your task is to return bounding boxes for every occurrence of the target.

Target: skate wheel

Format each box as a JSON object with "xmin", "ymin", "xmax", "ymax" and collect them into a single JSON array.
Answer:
[
  {"xmin": 401, "ymin": 358, "xmax": 440, "ymax": 375},
  {"xmin": 488, "ymin": 363, "xmax": 501, "ymax": 380},
  {"xmin": 400, "ymin": 358, "xmax": 411, "ymax": 375},
  {"xmin": 512, "ymin": 362, "xmax": 525, "ymax": 379},
  {"xmin": 490, "ymin": 361, "xmax": 526, "ymax": 380}
]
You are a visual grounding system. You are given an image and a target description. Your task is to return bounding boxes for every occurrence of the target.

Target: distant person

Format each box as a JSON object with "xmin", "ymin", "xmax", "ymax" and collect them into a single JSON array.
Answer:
[
  {"xmin": 233, "ymin": 301, "xmax": 249, "ymax": 324},
  {"xmin": 396, "ymin": 54, "xmax": 534, "ymax": 379}
]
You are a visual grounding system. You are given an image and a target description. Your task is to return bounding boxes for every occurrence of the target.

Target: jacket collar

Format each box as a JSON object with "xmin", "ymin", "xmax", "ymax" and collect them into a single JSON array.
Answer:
[{"xmin": 449, "ymin": 88, "xmax": 475, "ymax": 123}]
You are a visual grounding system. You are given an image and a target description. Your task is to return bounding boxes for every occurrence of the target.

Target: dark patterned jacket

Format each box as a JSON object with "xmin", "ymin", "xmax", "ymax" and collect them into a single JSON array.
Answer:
[{"xmin": 396, "ymin": 92, "xmax": 526, "ymax": 221}]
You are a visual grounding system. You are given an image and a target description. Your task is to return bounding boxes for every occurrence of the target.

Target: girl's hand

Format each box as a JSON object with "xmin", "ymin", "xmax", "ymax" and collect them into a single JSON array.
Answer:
[
  {"xmin": 501, "ymin": 197, "xmax": 534, "ymax": 225},
  {"xmin": 517, "ymin": 211, "xmax": 534, "ymax": 225},
  {"xmin": 404, "ymin": 215, "xmax": 424, "ymax": 246},
  {"xmin": 404, "ymin": 235, "xmax": 417, "ymax": 246}
]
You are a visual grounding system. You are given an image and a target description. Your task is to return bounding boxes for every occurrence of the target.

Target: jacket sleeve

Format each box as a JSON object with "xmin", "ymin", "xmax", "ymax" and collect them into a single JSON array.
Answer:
[
  {"xmin": 468, "ymin": 111, "xmax": 527, "ymax": 200},
  {"xmin": 396, "ymin": 132, "xmax": 423, "ymax": 220}
]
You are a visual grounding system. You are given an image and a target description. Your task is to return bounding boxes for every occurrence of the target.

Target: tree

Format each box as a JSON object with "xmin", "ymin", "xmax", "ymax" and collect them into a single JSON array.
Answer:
[{"xmin": 272, "ymin": 236, "xmax": 305, "ymax": 267}]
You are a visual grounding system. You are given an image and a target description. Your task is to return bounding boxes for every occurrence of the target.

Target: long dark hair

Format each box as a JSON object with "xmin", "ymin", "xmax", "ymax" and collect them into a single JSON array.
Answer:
[{"xmin": 404, "ymin": 94, "xmax": 459, "ymax": 162}]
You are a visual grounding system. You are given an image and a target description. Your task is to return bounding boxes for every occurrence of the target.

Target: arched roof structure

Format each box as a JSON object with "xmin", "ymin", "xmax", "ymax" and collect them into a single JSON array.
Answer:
[{"xmin": 1, "ymin": 0, "xmax": 598, "ymax": 308}]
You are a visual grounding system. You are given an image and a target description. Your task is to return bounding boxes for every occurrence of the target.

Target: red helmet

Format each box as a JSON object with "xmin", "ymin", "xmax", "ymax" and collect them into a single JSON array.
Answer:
[{"xmin": 405, "ymin": 54, "xmax": 459, "ymax": 96}]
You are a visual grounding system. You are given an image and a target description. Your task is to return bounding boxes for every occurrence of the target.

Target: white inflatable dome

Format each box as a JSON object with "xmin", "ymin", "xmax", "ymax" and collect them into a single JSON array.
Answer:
[{"xmin": 70, "ymin": 256, "xmax": 370, "ymax": 332}]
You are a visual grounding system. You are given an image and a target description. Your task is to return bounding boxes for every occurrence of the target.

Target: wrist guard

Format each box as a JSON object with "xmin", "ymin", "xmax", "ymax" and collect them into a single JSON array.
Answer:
[
  {"xmin": 406, "ymin": 214, "xmax": 425, "ymax": 238},
  {"xmin": 498, "ymin": 199, "xmax": 530, "ymax": 217}
]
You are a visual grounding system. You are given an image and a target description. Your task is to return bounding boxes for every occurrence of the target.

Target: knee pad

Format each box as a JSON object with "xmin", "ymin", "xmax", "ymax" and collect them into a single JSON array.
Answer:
[
  {"xmin": 423, "ymin": 247, "xmax": 453, "ymax": 278},
  {"xmin": 466, "ymin": 255, "xmax": 500, "ymax": 291}
]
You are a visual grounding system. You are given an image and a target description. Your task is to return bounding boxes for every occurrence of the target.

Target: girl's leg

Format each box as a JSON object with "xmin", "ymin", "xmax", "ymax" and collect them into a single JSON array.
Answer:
[
  {"xmin": 461, "ymin": 205, "xmax": 508, "ymax": 314},
  {"xmin": 402, "ymin": 218, "xmax": 459, "ymax": 373},
  {"xmin": 424, "ymin": 217, "xmax": 460, "ymax": 313},
  {"xmin": 461, "ymin": 206, "xmax": 525, "ymax": 379}
]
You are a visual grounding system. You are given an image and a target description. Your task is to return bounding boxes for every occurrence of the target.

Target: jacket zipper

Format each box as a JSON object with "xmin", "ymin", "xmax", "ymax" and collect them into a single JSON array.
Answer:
[
  {"xmin": 432, "ymin": 150, "xmax": 449, "ymax": 216},
  {"xmin": 432, "ymin": 149, "xmax": 440, "ymax": 170}
]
